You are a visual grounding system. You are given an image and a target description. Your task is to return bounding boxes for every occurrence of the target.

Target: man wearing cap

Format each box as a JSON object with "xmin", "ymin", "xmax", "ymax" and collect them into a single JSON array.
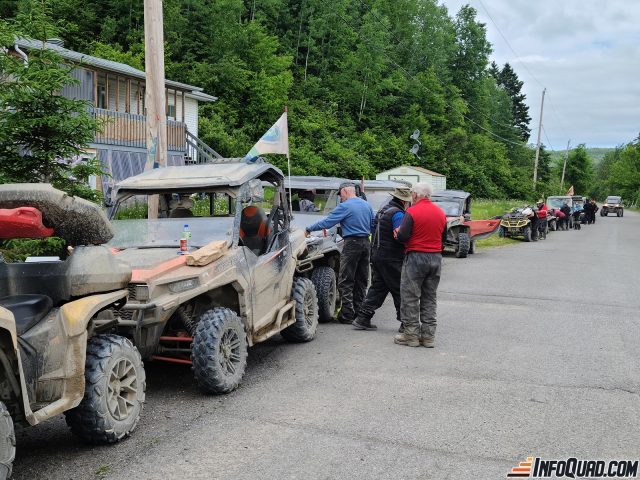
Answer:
[
  {"xmin": 352, "ymin": 187, "xmax": 412, "ymax": 331},
  {"xmin": 305, "ymin": 183, "xmax": 374, "ymax": 324},
  {"xmin": 394, "ymin": 182, "xmax": 446, "ymax": 348}
]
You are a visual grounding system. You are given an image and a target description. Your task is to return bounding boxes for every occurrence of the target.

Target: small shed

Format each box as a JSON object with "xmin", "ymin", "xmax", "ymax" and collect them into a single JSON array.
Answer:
[{"xmin": 375, "ymin": 166, "xmax": 446, "ymax": 191}]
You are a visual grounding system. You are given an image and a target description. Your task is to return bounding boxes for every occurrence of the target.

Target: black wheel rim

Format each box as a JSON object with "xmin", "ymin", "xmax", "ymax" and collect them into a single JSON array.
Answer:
[{"xmin": 219, "ymin": 329, "xmax": 242, "ymax": 376}]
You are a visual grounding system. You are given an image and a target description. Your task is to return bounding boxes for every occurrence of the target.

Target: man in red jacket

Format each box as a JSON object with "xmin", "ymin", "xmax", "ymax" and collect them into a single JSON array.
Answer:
[{"xmin": 394, "ymin": 183, "xmax": 447, "ymax": 347}]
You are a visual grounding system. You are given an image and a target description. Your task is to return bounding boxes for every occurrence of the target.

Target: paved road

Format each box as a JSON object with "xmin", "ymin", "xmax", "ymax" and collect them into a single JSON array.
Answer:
[{"xmin": 14, "ymin": 212, "xmax": 640, "ymax": 479}]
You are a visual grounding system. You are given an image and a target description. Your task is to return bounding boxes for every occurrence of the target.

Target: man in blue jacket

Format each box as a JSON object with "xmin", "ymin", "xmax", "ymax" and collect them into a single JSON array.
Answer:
[{"xmin": 306, "ymin": 183, "xmax": 374, "ymax": 324}]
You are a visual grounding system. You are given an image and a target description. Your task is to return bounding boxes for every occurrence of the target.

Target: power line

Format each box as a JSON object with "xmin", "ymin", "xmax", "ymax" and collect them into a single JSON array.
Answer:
[
  {"xmin": 347, "ymin": 0, "xmax": 525, "ymax": 144},
  {"xmin": 473, "ymin": 0, "xmax": 570, "ymax": 146},
  {"xmin": 542, "ymin": 125, "xmax": 555, "ymax": 152},
  {"xmin": 476, "ymin": 0, "xmax": 544, "ymax": 90}
]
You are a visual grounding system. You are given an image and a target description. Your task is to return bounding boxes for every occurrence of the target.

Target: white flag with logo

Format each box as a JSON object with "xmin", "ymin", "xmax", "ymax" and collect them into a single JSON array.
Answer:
[{"xmin": 244, "ymin": 112, "xmax": 289, "ymax": 161}]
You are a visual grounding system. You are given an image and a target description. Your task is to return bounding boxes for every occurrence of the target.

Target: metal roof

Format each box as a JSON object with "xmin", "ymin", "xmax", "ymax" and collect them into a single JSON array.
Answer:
[
  {"xmin": 430, "ymin": 189, "xmax": 470, "ymax": 200},
  {"xmin": 115, "ymin": 162, "xmax": 283, "ymax": 192},
  {"xmin": 378, "ymin": 165, "xmax": 445, "ymax": 177},
  {"xmin": 14, "ymin": 39, "xmax": 217, "ymax": 100}
]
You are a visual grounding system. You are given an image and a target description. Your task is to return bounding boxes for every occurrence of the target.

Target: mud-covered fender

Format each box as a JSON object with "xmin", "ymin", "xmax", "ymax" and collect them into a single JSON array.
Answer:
[
  {"xmin": 25, "ymin": 290, "xmax": 129, "ymax": 425},
  {"xmin": 0, "ymin": 307, "xmax": 35, "ymax": 424},
  {"xmin": 59, "ymin": 290, "xmax": 128, "ymax": 337},
  {"xmin": 289, "ymin": 228, "xmax": 308, "ymax": 259}
]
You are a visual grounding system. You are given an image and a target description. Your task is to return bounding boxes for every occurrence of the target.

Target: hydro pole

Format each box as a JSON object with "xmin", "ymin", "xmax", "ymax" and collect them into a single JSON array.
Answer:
[
  {"xmin": 533, "ymin": 88, "xmax": 546, "ymax": 188},
  {"xmin": 144, "ymin": 0, "xmax": 167, "ymax": 219}
]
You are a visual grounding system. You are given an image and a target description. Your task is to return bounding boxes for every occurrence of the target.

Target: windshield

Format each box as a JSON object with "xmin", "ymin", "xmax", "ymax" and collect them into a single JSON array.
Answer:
[
  {"xmin": 606, "ymin": 196, "xmax": 621, "ymax": 204},
  {"xmin": 109, "ymin": 217, "xmax": 234, "ymax": 249},
  {"xmin": 431, "ymin": 199, "xmax": 462, "ymax": 216},
  {"xmin": 365, "ymin": 191, "xmax": 393, "ymax": 211},
  {"xmin": 547, "ymin": 197, "xmax": 571, "ymax": 209}
]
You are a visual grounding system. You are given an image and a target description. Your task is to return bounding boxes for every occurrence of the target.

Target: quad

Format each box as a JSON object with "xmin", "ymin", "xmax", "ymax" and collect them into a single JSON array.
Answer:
[
  {"xmin": 499, "ymin": 206, "xmax": 534, "ymax": 242},
  {"xmin": 601, "ymin": 196, "xmax": 623, "ymax": 217},
  {"xmin": 0, "ymin": 185, "xmax": 145, "ymax": 478},
  {"xmin": 429, "ymin": 190, "xmax": 501, "ymax": 257},
  {"xmin": 107, "ymin": 158, "xmax": 320, "ymax": 394}
]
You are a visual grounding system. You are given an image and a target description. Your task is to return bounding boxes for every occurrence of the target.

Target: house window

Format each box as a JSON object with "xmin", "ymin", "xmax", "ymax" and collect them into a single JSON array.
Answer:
[
  {"xmin": 167, "ymin": 103, "xmax": 176, "ymax": 119},
  {"xmin": 97, "ymin": 73, "xmax": 107, "ymax": 109}
]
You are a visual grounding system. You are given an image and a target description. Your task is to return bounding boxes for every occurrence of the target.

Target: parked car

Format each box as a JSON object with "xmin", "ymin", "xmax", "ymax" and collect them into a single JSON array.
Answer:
[
  {"xmin": 0, "ymin": 184, "xmax": 146, "ymax": 478},
  {"xmin": 107, "ymin": 159, "xmax": 321, "ymax": 395},
  {"xmin": 601, "ymin": 196, "xmax": 624, "ymax": 217}
]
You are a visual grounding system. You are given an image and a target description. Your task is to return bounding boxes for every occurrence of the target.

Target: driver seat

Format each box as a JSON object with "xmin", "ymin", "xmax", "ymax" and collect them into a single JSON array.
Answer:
[{"xmin": 240, "ymin": 206, "xmax": 268, "ymax": 256}]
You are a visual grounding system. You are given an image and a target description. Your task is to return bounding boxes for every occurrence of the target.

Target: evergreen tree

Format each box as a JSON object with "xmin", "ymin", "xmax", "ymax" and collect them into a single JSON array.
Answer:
[
  {"xmin": 0, "ymin": 7, "xmax": 102, "ymax": 201},
  {"xmin": 496, "ymin": 63, "xmax": 531, "ymax": 142}
]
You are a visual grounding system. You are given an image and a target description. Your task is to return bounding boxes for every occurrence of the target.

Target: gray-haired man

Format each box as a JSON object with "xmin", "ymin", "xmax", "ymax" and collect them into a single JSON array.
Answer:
[
  {"xmin": 394, "ymin": 183, "xmax": 447, "ymax": 347},
  {"xmin": 306, "ymin": 183, "xmax": 374, "ymax": 324}
]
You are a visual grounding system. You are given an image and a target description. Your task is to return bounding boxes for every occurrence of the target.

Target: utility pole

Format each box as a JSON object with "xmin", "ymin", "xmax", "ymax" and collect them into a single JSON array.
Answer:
[
  {"xmin": 560, "ymin": 139, "xmax": 571, "ymax": 192},
  {"xmin": 532, "ymin": 88, "xmax": 546, "ymax": 188},
  {"xmin": 144, "ymin": 0, "xmax": 167, "ymax": 219}
]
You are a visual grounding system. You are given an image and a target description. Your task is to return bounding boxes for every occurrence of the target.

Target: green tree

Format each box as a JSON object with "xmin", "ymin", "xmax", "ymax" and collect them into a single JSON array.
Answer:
[
  {"xmin": 564, "ymin": 144, "xmax": 594, "ymax": 196},
  {"xmin": 490, "ymin": 62, "xmax": 531, "ymax": 142},
  {"xmin": 607, "ymin": 136, "xmax": 640, "ymax": 205},
  {"xmin": 0, "ymin": 8, "xmax": 102, "ymax": 202}
]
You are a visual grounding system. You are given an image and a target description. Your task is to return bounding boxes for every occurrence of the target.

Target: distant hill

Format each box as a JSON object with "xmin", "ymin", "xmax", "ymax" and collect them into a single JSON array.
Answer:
[{"xmin": 549, "ymin": 147, "xmax": 614, "ymax": 167}]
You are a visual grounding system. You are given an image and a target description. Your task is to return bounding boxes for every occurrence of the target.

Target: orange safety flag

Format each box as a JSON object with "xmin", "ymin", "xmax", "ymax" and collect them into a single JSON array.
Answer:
[{"xmin": 566, "ymin": 185, "xmax": 574, "ymax": 196}]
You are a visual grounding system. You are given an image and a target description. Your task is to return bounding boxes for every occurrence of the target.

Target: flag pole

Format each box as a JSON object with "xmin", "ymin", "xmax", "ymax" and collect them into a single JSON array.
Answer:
[{"xmin": 284, "ymin": 106, "xmax": 292, "ymax": 212}]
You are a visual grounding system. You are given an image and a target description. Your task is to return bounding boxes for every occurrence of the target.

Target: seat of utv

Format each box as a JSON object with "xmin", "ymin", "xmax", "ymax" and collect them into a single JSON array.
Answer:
[{"xmin": 0, "ymin": 294, "xmax": 53, "ymax": 336}]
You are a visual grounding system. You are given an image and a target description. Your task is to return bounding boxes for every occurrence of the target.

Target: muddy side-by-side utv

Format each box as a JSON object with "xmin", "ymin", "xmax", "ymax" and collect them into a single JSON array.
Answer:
[{"xmin": 0, "ymin": 184, "xmax": 146, "ymax": 479}]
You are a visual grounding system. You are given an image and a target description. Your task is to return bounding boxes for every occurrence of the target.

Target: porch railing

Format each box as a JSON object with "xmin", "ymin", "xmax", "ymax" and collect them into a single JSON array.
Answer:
[{"xmin": 92, "ymin": 108, "xmax": 187, "ymax": 152}]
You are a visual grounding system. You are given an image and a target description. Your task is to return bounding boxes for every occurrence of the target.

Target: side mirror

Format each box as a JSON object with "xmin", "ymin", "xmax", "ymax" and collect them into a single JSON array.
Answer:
[{"xmin": 463, "ymin": 213, "xmax": 471, "ymax": 221}]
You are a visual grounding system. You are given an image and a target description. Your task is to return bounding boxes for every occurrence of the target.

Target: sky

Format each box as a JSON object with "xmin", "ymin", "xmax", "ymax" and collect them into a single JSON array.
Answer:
[{"xmin": 440, "ymin": 0, "xmax": 640, "ymax": 149}]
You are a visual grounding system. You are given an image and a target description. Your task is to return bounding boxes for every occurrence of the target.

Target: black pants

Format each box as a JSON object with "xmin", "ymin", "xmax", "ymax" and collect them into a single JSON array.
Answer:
[
  {"xmin": 338, "ymin": 237, "xmax": 370, "ymax": 323},
  {"xmin": 355, "ymin": 255, "xmax": 403, "ymax": 324}
]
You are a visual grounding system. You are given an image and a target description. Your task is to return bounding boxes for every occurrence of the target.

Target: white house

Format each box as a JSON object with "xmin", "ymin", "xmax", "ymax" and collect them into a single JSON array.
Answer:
[{"xmin": 376, "ymin": 165, "xmax": 446, "ymax": 191}]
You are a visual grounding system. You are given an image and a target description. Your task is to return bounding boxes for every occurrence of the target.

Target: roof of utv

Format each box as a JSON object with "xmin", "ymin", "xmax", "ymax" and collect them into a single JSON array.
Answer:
[
  {"xmin": 359, "ymin": 179, "xmax": 411, "ymax": 190},
  {"xmin": 430, "ymin": 189, "xmax": 470, "ymax": 200},
  {"xmin": 287, "ymin": 176, "xmax": 354, "ymax": 191},
  {"xmin": 115, "ymin": 161, "xmax": 284, "ymax": 193}
]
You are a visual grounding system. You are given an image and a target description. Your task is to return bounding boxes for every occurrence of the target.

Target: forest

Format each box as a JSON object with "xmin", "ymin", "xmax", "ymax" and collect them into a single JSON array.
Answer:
[{"xmin": 1, "ymin": 0, "xmax": 635, "ymax": 202}]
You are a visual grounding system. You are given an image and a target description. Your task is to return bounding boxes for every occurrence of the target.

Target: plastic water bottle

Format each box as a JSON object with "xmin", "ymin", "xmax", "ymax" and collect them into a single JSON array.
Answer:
[{"xmin": 180, "ymin": 224, "xmax": 191, "ymax": 253}]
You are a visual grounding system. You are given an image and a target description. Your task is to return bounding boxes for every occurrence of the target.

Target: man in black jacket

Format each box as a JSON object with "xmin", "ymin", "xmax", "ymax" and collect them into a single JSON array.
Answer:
[{"xmin": 352, "ymin": 187, "xmax": 412, "ymax": 331}]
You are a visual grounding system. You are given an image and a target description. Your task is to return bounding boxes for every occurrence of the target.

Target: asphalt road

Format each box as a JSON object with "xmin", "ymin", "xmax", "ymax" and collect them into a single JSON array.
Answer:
[{"xmin": 14, "ymin": 212, "xmax": 640, "ymax": 479}]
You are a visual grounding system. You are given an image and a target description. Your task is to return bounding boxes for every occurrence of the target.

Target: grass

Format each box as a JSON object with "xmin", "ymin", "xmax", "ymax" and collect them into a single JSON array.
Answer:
[{"xmin": 472, "ymin": 199, "xmax": 526, "ymax": 249}]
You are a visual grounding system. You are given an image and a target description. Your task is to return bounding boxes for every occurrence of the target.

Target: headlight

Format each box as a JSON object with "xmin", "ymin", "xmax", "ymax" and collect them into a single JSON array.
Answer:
[
  {"xmin": 133, "ymin": 284, "xmax": 149, "ymax": 302},
  {"xmin": 168, "ymin": 278, "xmax": 199, "ymax": 293}
]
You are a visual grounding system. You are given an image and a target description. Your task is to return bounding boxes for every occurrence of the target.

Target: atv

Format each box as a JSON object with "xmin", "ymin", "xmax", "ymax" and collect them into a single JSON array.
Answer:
[
  {"xmin": 430, "ymin": 190, "xmax": 501, "ymax": 257},
  {"xmin": 106, "ymin": 158, "xmax": 320, "ymax": 395},
  {"xmin": 499, "ymin": 206, "xmax": 534, "ymax": 242},
  {"xmin": 601, "ymin": 196, "xmax": 623, "ymax": 217},
  {"xmin": 0, "ymin": 184, "xmax": 145, "ymax": 479}
]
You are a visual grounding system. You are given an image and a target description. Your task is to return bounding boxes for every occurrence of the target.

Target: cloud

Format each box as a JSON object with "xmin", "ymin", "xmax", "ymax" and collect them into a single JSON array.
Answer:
[{"xmin": 440, "ymin": 0, "xmax": 640, "ymax": 147}]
